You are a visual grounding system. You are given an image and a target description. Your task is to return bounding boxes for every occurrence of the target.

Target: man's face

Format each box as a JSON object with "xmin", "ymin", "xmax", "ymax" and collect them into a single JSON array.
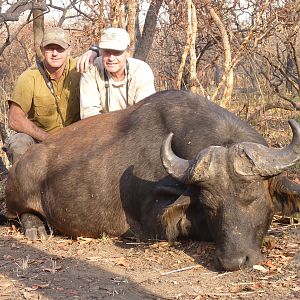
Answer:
[
  {"xmin": 41, "ymin": 44, "xmax": 70, "ymax": 71},
  {"xmin": 101, "ymin": 49, "xmax": 128, "ymax": 78}
]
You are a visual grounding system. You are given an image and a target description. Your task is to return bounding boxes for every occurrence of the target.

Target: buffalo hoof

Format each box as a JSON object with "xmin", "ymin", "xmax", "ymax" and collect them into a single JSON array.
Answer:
[{"xmin": 21, "ymin": 213, "xmax": 48, "ymax": 241}]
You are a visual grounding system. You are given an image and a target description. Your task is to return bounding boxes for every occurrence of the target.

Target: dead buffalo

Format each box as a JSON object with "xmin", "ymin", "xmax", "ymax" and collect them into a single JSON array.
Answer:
[{"xmin": 5, "ymin": 90, "xmax": 300, "ymax": 271}]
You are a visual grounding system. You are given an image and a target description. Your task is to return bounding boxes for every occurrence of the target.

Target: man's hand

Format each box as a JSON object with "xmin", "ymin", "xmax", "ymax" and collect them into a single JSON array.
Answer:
[{"xmin": 76, "ymin": 50, "xmax": 98, "ymax": 73}]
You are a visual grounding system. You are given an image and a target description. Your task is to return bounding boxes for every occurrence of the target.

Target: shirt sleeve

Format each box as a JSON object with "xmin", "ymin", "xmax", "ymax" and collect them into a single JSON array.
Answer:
[
  {"xmin": 80, "ymin": 65, "xmax": 102, "ymax": 119},
  {"xmin": 11, "ymin": 71, "xmax": 34, "ymax": 113},
  {"xmin": 134, "ymin": 62, "xmax": 156, "ymax": 103}
]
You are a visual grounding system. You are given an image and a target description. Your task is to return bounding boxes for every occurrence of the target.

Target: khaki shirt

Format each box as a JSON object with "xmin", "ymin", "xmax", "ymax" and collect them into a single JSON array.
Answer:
[
  {"xmin": 11, "ymin": 58, "xmax": 80, "ymax": 133},
  {"xmin": 80, "ymin": 57, "xmax": 155, "ymax": 119}
]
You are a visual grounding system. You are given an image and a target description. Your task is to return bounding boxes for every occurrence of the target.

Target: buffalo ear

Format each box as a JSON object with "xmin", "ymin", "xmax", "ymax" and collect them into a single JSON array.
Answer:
[
  {"xmin": 270, "ymin": 174, "xmax": 300, "ymax": 216},
  {"xmin": 162, "ymin": 193, "xmax": 192, "ymax": 242}
]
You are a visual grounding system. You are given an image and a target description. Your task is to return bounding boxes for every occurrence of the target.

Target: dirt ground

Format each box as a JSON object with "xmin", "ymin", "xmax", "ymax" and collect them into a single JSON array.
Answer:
[{"xmin": 0, "ymin": 208, "xmax": 299, "ymax": 300}]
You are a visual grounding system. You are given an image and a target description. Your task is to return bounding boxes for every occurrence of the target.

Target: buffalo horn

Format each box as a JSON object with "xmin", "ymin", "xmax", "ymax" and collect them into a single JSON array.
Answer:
[
  {"xmin": 160, "ymin": 133, "xmax": 192, "ymax": 183},
  {"xmin": 236, "ymin": 119, "xmax": 300, "ymax": 177}
]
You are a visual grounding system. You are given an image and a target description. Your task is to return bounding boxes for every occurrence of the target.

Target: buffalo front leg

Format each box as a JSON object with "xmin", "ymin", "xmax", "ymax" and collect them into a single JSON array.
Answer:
[{"xmin": 20, "ymin": 213, "xmax": 48, "ymax": 241}]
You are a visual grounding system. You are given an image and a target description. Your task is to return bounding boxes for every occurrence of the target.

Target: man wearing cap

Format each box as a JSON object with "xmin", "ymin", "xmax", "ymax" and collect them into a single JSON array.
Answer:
[
  {"xmin": 79, "ymin": 27, "xmax": 155, "ymax": 118},
  {"xmin": 4, "ymin": 27, "xmax": 80, "ymax": 164}
]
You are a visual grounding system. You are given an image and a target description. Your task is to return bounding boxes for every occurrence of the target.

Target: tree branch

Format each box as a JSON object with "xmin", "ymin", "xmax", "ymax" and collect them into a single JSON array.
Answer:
[
  {"xmin": 248, "ymin": 102, "xmax": 297, "ymax": 123},
  {"xmin": 0, "ymin": 0, "xmax": 47, "ymax": 23}
]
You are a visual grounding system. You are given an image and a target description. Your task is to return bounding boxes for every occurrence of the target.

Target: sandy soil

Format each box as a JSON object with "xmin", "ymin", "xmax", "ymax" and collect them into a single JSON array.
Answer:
[{"xmin": 0, "ymin": 215, "xmax": 299, "ymax": 300}]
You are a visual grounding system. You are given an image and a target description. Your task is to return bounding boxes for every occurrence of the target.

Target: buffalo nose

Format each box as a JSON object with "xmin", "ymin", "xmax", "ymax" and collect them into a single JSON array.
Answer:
[
  {"xmin": 215, "ymin": 250, "xmax": 263, "ymax": 271},
  {"xmin": 216, "ymin": 254, "xmax": 248, "ymax": 271}
]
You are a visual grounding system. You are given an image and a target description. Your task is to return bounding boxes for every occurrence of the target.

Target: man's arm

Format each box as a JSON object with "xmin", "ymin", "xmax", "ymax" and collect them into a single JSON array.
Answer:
[
  {"xmin": 80, "ymin": 64, "xmax": 102, "ymax": 119},
  {"xmin": 8, "ymin": 103, "xmax": 49, "ymax": 142}
]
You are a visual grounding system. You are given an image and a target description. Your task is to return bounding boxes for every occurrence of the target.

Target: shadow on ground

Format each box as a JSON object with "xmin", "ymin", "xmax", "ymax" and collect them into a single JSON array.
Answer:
[{"xmin": 0, "ymin": 232, "xmax": 162, "ymax": 300}]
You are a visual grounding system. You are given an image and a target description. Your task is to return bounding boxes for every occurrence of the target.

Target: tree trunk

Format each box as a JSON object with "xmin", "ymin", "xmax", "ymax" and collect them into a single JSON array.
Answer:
[
  {"xmin": 176, "ymin": 1, "xmax": 191, "ymax": 90},
  {"xmin": 189, "ymin": 0, "xmax": 199, "ymax": 94},
  {"xmin": 110, "ymin": 0, "xmax": 122, "ymax": 27},
  {"xmin": 286, "ymin": 51, "xmax": 294, "ymax": 95},
  {"xmin": 134, "ymin": 0, "xmax": 163, "ymax": 61},
  {"xmin": 208, "ymin": 5, "xmax": 234, "ymax": 107},
  {"xmin": 98, "ymin": 0, "xmax": 105, "ymax": 38},
  {"xmin": 33, "ymin": 0, "xmax": 45, "ymax": 62},
  {"xmin": 127, "ymin": 0, "xmax": 137, "ymax": 57}
]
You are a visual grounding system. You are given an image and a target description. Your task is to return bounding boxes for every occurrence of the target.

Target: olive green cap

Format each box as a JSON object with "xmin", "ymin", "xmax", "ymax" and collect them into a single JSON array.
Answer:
[{"xmin": 41, "ymin": 27, "xmax": 70, "ymax": 49}]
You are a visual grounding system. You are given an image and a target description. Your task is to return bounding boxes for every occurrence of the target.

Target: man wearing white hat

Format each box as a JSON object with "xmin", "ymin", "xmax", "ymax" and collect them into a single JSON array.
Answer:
[{"xmin": 79, "ymin": 28, "xmax": 156, "ymax": 118}]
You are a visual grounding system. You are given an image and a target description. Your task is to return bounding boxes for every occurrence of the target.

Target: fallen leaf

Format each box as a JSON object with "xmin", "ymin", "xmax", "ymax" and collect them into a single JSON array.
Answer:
[
  {"xmin": 24, "ymin": 283, "xmax": 50, "ymax": 291},
  {"xmin": 22, "ymin": 290, "xmax": 42, "ymax": 300},
  {"xmin": 113, "ymin": 257, "xmax": 129, "ymax": 267},
  {"xmin": 32, "ymin": 283, "xmax": 50, "ymax": 289},
  {"xmin": 43, "ymin": 265, "xmax": 62, "ymax": 273},
  {"xmin": 263, "ymin": 260, "xmax": 277, "ymax": 271},
  {"xmin": 86, "ymin": 256, "xmax": 103, "ymax": 262},
  {"xmin": 77, "ymin": 237, "xmax": 93, "ymax": 244},
  {"xmin": 111, "ymin": 277, "xmax": 128, "ymax": 284},
  {"xmin": 11, "ymin": 225, "xmax": 18, "ymax": 232},
  {"xmin": 265, "ymin": 238, "xmax": 276, "ymax": 250},
  {"xmin": 68, "ymin": 289, "xmax": 79, "ymax": 295},
  {"xmin": 230, "ymin": 285, "xmax": 242, "ymax": 293},
  {"xmin": 149, "ymin": 242, "xmax": 170, "ymax": 249},
  {"xmin": 11, "ymin": 243, "xmax": 20, "ymax": 249},
  {"xmin": 3, "ymin": 255, "xmax": 13, "ymax": 260}
]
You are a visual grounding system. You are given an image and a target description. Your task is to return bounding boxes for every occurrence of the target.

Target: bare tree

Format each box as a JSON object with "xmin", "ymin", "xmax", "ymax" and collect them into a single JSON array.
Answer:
[
  {"xmin": 0, "ymin": 0, "xmax": 47, "ymax": 56},
  {"xmin": 255, "ymin": 1, "xmax": 300, "ymax": 111},
  {"xmin": 33, "ymin": 0, "xmax": 45, "ymax": 61},
  {"xmin": 127, "ymin": 0, "xmax": 137, "ymax": 57},
  {"xmin": 134, "ymin": 0, "xmax": 163, "ymax": 61},
  {"xmin": 0, "ymin": 0, "xmax": 47, "ymax": 23},
  {"xmin": 207, "ymin": 3, "xmax": 234, "ymax": 107},
  {"xmin": 1, "ymin": 0, "xmax": 300, "ymax": 121}
]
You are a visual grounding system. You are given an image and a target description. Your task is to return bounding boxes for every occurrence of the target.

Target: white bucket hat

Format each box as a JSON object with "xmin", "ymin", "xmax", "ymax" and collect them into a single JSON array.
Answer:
[{"xmin": 99, "ymin": 28, "xmax": 130, "ymax": 51}]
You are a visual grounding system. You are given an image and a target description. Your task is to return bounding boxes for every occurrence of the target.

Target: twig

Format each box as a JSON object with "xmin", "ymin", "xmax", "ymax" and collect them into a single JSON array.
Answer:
[
  {"xmin": 231, "ymin": 281, "xmax": 259, "ymax": 286},
  {"xmin": 199, "ymin": 290, "xmax": 265, "ymax": 297},
  {"xmin": 161, "ymin": 265, "xmax": 200, "ymax": 276},
  {"xmin": 213, "ymin": 271, "xmax": 232, "ymax": 278},
  {"xmin": 125, "ymin": 242, "xmax": 148, "ymax": 245}
]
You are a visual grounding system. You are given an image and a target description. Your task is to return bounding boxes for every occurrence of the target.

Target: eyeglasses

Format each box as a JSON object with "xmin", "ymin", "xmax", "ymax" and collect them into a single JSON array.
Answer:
[
  {"xmin": 101, "ymin": 49, "xmax": 126, "ymax": 57},
  {"xmin": 43, "ymin": 45, "xmax": 68, "ymax": 53}
]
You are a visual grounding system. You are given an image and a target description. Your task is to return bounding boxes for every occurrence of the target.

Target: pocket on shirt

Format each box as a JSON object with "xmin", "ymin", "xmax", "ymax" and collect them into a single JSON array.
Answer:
[
  {"xmin": 34, "ymin": 94, "xmax": 55, "ymax": 107},
  {"xmin": 35, "ymin": 105, "xmax": 57, "ymax": 116},
  {"xmin": 34, "ymin": 104, "xmax": 58, "ymax": 131}
]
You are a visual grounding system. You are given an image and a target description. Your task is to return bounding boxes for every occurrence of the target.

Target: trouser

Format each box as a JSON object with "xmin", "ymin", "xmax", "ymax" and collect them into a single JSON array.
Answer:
[{"xmin": 2, "ymin": 133, "xmax": 36, "ymax": 165}]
